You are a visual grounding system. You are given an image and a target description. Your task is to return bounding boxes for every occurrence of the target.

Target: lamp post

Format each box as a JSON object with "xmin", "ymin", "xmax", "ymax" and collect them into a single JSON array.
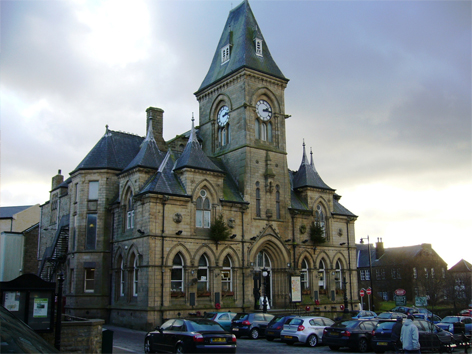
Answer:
[
  {"xmin": 360, "ymin": 236, "xmax": 374, "ymax": 312},
  {"xmin": 262, "ymin": 268, "xmax": 269, "ymax": 313}
]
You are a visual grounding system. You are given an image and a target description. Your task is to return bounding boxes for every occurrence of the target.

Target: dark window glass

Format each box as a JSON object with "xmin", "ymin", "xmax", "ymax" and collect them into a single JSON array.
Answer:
[{"xmin": 86, "ymin": 214, "xmax": 97, "ymax": 250}]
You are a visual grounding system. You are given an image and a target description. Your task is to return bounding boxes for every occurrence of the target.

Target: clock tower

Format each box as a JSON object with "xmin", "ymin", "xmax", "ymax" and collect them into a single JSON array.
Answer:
[{"xmin": 195, "ymin": 0, "xmax": 290, "ymax": 218}]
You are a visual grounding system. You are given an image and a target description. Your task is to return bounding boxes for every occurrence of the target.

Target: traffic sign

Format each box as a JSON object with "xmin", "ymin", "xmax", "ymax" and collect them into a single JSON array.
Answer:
[
  {"xmin": 395, "ymin": 288, "xmax": 406, "ymax": 296},
  {"xmin": 366, "ymin": 288, "xmax": 372, "ymax": 295},
  {"xmin": 360, "ymin": 289, "xmax": 365, "ymax": 297}
]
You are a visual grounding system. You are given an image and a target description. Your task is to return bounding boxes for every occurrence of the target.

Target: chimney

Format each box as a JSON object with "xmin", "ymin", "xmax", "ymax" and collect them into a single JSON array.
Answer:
[
  {"xmin": 376, "ymin": 237, "xmax": 385, "ymax": 259},
  {"xmin": 146, "ymin": 107, "xmax": 167, "ymax": 150},
  {"xmin": 51, "ymin": 169, "xmax": 64, "ymax": 190}
]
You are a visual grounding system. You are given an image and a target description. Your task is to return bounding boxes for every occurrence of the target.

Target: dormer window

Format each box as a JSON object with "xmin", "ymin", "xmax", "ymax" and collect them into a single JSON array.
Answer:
[
  {"xmin": 221, "ymin": 44, "xmax": 230, "ymax": 64},
  {"xmin": 255, "ymin": 38, "xmax": 263, "ymax": 57}
]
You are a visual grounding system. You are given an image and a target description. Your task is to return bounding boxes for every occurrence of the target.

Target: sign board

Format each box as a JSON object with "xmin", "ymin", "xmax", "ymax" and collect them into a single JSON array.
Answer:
[
  {"xmin": 395, "ymin": 288, "xmax": 406, "ymax": 296},
  {"xmin": 366, "ymin": 288, "xmax": 372, "ymax": 295},
  {"xmin": 360, "ymin": 289, "xmax": 365, "ymax": 297},
  {"xmin": 395, "ymin": 295, "xmax": 407, "ymax": 306},
  {"xmin": 415, "ymin": 296, "xmax": 428, "ymax": 307},
  {"xmin": 290, "ymin": 276, "xmax": 302, "ymax": 303}
]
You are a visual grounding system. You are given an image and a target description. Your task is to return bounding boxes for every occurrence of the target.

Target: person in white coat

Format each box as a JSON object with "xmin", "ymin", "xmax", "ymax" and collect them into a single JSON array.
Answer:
[{"xmin": 400, "ymin": 315, "xmax": 421, "ymax": 353}]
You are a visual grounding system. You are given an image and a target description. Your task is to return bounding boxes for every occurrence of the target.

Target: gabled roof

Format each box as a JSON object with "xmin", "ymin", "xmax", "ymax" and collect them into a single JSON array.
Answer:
[
  {"xmin": 174, "ymin": 119, "xmax": 223, "ymax": 174},
  {"xmin": 0, "ymin": 206, "xmax": 34, "ymax": 219},
  {"xmin": 72, "ymin": 127, "xmax": 143, "ymax": 173},
  {"xmin": 449, "ymin": 259, "xmax": 472, "ymax": 272},
  {"xmin": 197, "ymin": 0, "xmax": 287, "ymax": 93},
  {"xmin": 122, "ymin": 120, "xmax": 164, "ymax": 173},
  {"xmin": 292, "ymin": 143, "xmax": 334, "ymax": 191}
]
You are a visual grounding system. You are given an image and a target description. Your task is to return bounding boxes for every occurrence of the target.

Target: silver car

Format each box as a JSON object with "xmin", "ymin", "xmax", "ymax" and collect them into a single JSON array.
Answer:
[{"xmin": 280, "ymin": 316, "xmax": 334, "ymax": 347}]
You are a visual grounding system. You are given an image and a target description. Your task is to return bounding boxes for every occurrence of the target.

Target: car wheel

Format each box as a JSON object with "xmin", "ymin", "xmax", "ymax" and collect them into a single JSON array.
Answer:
[
  {"xmin": 358, "ymin": 338, "xmax": 368, "ymax": 353},
  {"xmin": 266, "ymin": 337, "xmax": 274, "ymax": 341},
  {"xmin": 307, "ymin": 334, "xmax": 318, "ymax": 347},
  {"xmin": 329, "ymin": 345, "xmax": 340, "ymax": 350},
  {"xmin": 175, "ymin": 344, "xmax": 184, "ymax": 354},
  {"xmin": 144, "ymin": 338, "xmax": 153, "ymax": 353},
  {"xmin": 250, "ymin": 328, "xmax": 259, "ymax": 339}
]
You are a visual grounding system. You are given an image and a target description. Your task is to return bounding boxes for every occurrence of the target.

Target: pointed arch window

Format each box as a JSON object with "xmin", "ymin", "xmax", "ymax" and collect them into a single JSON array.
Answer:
[
  {"xmin": 196, "ymin": 190, "xmax": 211, "ymax": 228},
  {"xmin": 171, "ymin": 253, "xmax": 184, "ymax": 293},
  {"xmin": 318, "ymin": 260, "xmax": 326, "ymax": 290},
  {"xmin": 218, "ymin": 125, "xmax": 230, "ymax": 147},
  {"xmin": 119, "ymin": 258, "xmax": 125, "ymax": 297},
  {"xmin": 335, "ymin": 260, "xmax": 343, "ymax": 290},
  {"xmin": 222, "ymin": 255, "xmax": 233, "ymax": 293},
  {"xmin": 255, "ymin": 182, "xmax": 261, "ymax": 217},
  {"xmin": 133, "ymin": 256, "xmax": 139, "ymax": 296},
  {"xmin": 197, "ymin": 255, "xmax": 209, "ymax": 293},
  {"xmin": 301, "ymin": 259, "xmax": 309, "ymax": 291},
  {"xmin": 256, "ymin": 251, "xmax": 271, "ymax": 269},
  {"xmin": 315, "ymin": 204, "xmax": 327, "ymax": 239}
]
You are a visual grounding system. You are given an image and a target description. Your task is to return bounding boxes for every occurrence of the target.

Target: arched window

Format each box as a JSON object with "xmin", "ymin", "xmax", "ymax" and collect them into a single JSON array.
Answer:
[
  {"xmin": 335, "ymin": 260, "xmax": 342, "ymax": 290},
  {"xmin": 255, "ymin": 182, "xmax": 261, "ymax": 217},
  {"xmin": 120, "ymin": 258, "xmax": 125, "ymax": 297},
  {"xmin": 196, "ymin": 190, "xmax": 211, "ymax": 228},
  {"xmin": 197, "ymin": 255, "xmax": 209, "ymax": 293},
  {"xmin": 132, "ymin": 255, "xmax": 139, "ymax": 296},
  {"xmin": 261, "ymin": 122, "xmax": 267, "ymax": 140},
  {"xmin": 171, "ymin": 253, "xmax": 184, "ymax": 293},
  {"xmin": 222, "ymin": 255, "xmax": 232, "ymax": 293},
  {"xmin": 267, "ymin": 122, "xmax": 272, "ymax": 142},
  {"xmin": 318, "ymin": 260, "xmax": 326, "ymax": 290},
  {"xmin": 301, "ymin": 259, "xmax": 309, "ymax": 291},
  {"xmin": 218, "ymin": 125, "xmax": 230, "ymax": 147},
  {"xmin": 255, "ymin": 120, "xmax": 260, "ymax": 139},
  {"xmin": 126, "ymin": 190, "xmax": 134, "ymax": 230},
  {"xmin": 275, "ymin": 185, "xmax": 280, "ymax": 219},
  {"xmin": 256, "ymin": 251, "xmax": 271, "ymax": 269},
  {"xmin": 315, "ymin": 204, "xmax": 326, "ymax": 239}
]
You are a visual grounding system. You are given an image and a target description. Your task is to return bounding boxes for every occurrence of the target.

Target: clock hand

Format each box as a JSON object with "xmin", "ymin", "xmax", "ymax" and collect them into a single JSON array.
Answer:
[{"xmin": 263, "ymin": 108, "xmax": 271, "ymax": 113}]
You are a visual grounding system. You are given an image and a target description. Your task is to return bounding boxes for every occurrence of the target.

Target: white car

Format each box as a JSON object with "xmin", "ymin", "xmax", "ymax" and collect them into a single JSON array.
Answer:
[{"xmin": 280, "ymin": 316, "xmax": 334, "ymax": 347}]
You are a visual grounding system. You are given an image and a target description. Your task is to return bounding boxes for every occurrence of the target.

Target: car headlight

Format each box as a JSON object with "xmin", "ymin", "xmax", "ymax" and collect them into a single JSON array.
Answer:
[{"xmin": 448, "ymin": 324, "xmax": 453, "ymax": 332}]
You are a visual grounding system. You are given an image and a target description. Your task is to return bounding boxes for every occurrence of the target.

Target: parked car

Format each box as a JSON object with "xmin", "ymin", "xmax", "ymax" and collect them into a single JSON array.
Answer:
[
  {"xmin": 203, "ymin": 312, "xmax": 236, "ymax": 331},
  {"xmin": 459, "ymin": 309, "xmax": 472, "ymax": 317},
  {"xmin": 412, "ymin": 313, "xmax": 442, "ymax": 324},
  {"xmin": 436, "ymin": 315, "xmax": 472, "ymax": 335},
  {"xmin": 264, "ymin": 315, "xmax": 296, "ymax": 341},
  {"xmin": 376, "ymin": 312, "xmax": 406, "ymax": 320},
  {"xmin": 0, "ymin": 305, "xmax": 59, "ymax": 353},
  {"xmin": 280, "ymin": 316, "xmax": 334, "ymax": 347},
  {"xmin": 144, "ymin": 318, "xmax": 236, "ymax": 354},
  {"xmin": 231, "ymin": 312, "xmax": 274, "ymax": 339},
  {"xmin": 352, "ymin": 310, "xmax": 377, "ymax": 319},
  {"xmin": 322, "ymin": 319, "xmax": 378, "ymax": 352},
  {"xmin": 390, "ymin": 306, "xmax": 431, "ymax": 316},
  {"xmin": 371, "ymin": 318, "xmax": 454, "ymax": 353}
]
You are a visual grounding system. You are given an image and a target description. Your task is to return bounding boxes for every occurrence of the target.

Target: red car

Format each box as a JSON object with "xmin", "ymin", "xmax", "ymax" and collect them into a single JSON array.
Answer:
[{"xmin": 459, "ymin": 309, "xmax": 472, "ymax": 317}]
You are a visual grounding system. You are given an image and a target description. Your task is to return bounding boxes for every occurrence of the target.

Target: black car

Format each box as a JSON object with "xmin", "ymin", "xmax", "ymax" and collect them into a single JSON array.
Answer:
[
  {"xmin": 231, "ymin": 312, "xmax": 274, "ymax": 339},
  {"xmin": 376, "ymin": 312, "xmax": 407, "ymax": 320},
  {"xmin": 371, "ymin": 318, "xmax": 454, "ymax": 353},
  {"xmin": 265, "ymin": 315, "xmax": 296, "ymax": 341},
  {"xmin": 144, "ymin": 318, "xmax": 236, "ymax": 354},
  {"xmin": 322, "ymin": 319, "xmax": 378, "ymax": 353}
]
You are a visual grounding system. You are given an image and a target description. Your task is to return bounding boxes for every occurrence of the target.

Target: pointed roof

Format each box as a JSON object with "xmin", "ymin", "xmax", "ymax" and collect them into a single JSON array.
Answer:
[
  {"xmin": 174, "ymin": 117, "xmax": 223, "ymax": 173},
  {"xmin": 197, "ymin": 0, "xmax": 287, "ymax": 93},
  {"xmin": 449, "ymin": 259, "xmax": 472, "ymax": 272},
  {"xmin": 72, "ymin": 126, "xmax": 143, "ymax": 173},
  {"xmin": 292, "ymin": 142, "xmax": 334, "ymax": 191},
  {"xmin": 121, "ymin": 119, "xmax": 164, "ymax": 173}
]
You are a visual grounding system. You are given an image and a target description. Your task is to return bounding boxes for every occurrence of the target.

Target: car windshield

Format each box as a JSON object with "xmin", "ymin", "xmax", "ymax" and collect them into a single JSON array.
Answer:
[
  {"xmin": 203, "ymin": 312, "xmax": 216, "ymax": 319},
  {"xmin": 376, "ymin": 322, "xmax": 395, "ymax": 330},
  {"xmin": 333, "ymin": 320, "xmax": 359, "ymax": 328},
  {"xmin": 232, "ymin": 313, "xmax": 248, "ymax": 321},
  {"xmin": 188, "ymin": 320, "xmax": 225, "ymax": 332},
  {"xmin": 377, "ymin": 313, "xmax": 392, "ymax": 318},
  {"xmin": 441, "ymin": 317, "xmax": 460, "ymax": 323}
]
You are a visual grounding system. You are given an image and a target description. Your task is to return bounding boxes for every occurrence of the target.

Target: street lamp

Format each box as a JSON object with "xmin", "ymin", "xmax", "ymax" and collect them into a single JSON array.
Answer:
[
  {"xmin": 262, "ymin": 268, "xmax": 269, "ymax": 313},
  {"xmin": 360, "ymin": 235, "xmax": 374, "ymax": 312}
]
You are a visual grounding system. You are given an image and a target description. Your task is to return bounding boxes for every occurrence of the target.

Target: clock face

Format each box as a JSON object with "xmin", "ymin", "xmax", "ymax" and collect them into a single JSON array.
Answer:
[
  {"xmin": 217, "ymin": 106, "xmax": 229, "ymax": 126},
  {"xmin": 256, "ymin": 100, "xmax": 272, "ymax": 121}
]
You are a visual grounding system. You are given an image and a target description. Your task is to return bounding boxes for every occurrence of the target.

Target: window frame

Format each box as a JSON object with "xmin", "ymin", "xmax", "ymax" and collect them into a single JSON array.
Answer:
[{"xmin": 84, "ymin": 268, "xmax": 95, "ymax": 293}]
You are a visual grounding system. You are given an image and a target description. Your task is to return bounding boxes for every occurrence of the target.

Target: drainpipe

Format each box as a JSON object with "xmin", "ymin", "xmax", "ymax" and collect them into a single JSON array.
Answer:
[
  {"xmin": 240, "ymin": 206, "xmax": 247, "ymax": 311},
  {"xmin": 346, "ymin": 217, "xmax": 353, "ymax": 312},
  {"xmin": 160, "ymin": 195, "xmax": 169, "ymax": 316}
]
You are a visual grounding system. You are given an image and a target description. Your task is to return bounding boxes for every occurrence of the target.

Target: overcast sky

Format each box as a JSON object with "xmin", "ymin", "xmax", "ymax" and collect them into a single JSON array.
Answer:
[{"xmin": 1, "ymin": 0, "xmax": 470, "ymax": 269}]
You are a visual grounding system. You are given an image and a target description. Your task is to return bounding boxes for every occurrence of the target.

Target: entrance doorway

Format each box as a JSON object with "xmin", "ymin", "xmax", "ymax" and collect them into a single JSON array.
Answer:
[{"xmin": 254, "ymin": 251, "xmax": 272, "ymax": 309}]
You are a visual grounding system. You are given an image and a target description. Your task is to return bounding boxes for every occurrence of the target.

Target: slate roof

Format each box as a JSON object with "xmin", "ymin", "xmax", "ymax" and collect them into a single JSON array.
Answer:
[
  {"xmin": 72, "ymin": 127, "xmax": 144, "ymax": 173},
  {"xmin": 292, "ymin": 143, "xmax": 334, "ymax": 191},
  {"xmin": 356, "ymin": 243, "xmax": 377, "ymax": 268},
  {"xmin": 0, "ymin": 206, "xmax": 34, "ymax": 219},
  {"xmin": 333, "ymin": 195, "xmax": 357, "ymax": 217},
  {"xmin": 122, "ymin": 121, "xmax": 164, "ymax": 173},
  {"xmin": 449, "ymin": 259, "xmax": 472, "ymax": 272},
  {"xmin": 197, "ymin": 0, "xmax": 287, "ymax": 93}
]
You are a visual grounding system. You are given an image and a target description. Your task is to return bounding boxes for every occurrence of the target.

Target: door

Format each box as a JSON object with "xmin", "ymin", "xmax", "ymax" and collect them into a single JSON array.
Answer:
[{"xmin": 255, "ymin": 251, "xmax": 272, "ymax": 307}]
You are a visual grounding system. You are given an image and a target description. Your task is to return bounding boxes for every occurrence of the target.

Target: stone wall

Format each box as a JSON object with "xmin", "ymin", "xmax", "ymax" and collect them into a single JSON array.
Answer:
[{"xmin": 40, "ymin": 318, "xmax": 104, "ymax": 354}]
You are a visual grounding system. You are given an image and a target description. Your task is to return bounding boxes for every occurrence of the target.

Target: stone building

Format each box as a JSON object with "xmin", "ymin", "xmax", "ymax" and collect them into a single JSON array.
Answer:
[{"xmin": 38, "ymin": 0, "xmax": 359, "ymax": 329}]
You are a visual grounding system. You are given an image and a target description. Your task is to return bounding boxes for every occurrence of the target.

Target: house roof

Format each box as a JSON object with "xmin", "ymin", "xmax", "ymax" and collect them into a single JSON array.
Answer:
[
  {"xmin": 449, "ymin": 259, "xmax": 472, "ymax": 272},
  {"xmin": 0, "ymin": 206, "xmax": 34, "ymax": 219},
  {"xmin": 72, "ymin": 127, "xmax": 143, "ymax": 173},
  {"xmin": 197, "ymin": 0, "xmax": 287, "ymax": 93}
]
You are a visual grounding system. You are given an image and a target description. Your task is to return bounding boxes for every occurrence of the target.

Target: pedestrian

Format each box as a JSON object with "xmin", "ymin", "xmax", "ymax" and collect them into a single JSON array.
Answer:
[
  {"xmin": 400, "ymin": 314, "xmax": 421, "ymax": 353},
  {"xmin": 391, "ymin": 316, "xmax": 403, "ymax": 353}
]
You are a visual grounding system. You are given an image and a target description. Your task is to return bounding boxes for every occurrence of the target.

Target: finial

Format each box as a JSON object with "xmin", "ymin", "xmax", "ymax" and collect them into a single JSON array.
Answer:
[{"xmin": 310, "ymin": 147, "xmax": 314, "ymax": 166}]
